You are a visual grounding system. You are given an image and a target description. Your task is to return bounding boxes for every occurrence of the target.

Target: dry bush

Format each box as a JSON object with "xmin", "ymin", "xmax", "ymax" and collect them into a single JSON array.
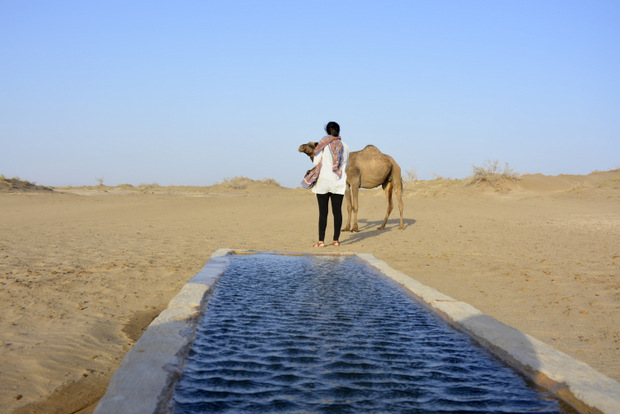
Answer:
[
  {"xmin": 138, "ymin": 183, "xmax": 161, "ymax": 189},
  {"xmin": 469, "ymin": 160, "xmax": 520, "ymax": 187},
  {"xmin": 0, "ymin": 175, "xmax": 53, "ymax": 192},
  {"xmin": 259, "ymin": 178, "xmax": 281, "ymax": 187},
  {"xmin": 222, "ymin": 176, "xmax": 251, "ymax": 189},
  {"xmin": 222, "ymin": 176, "xmax": 281, "ymax": 189},
  {"xmin": 403, "ymin": 167, "xmax": 418, "ymax": 182}
]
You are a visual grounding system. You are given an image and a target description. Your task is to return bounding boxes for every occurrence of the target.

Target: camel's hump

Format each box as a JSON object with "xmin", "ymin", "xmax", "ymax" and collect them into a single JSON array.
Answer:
[{"xmin": 360, "ymin": 145, "xmax": 383, "ymax": 154}]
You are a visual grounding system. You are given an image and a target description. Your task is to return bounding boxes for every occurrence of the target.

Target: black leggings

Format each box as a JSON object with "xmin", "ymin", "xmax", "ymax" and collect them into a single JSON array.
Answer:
[{"xmin": 316, "ymin": 192, "xmax": 344, "ymax": 242}]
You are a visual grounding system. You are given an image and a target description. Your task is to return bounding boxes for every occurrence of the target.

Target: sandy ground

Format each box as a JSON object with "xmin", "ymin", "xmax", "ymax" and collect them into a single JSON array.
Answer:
[{"xmin": 1, "ymin": 172, "xmax": 619, "ymax": 413}]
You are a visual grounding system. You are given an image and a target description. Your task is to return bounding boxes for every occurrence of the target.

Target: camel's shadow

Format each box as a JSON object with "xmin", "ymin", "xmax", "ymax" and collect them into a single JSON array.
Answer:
[{"xmin": 341, "ymin": 218, "xmax": 416, "ymax": 245}]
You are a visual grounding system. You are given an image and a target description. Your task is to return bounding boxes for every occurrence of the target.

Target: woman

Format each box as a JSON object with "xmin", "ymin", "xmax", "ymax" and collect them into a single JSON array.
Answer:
[{"xmin": 303, "ymin": 121, "xmax": 349, "ymax": 247}]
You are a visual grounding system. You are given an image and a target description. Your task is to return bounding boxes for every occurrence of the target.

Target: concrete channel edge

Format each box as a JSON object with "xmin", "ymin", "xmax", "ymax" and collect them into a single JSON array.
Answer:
[{"xmin": 93, "ymin": 249, "xmax": 620, "ymax": 414}]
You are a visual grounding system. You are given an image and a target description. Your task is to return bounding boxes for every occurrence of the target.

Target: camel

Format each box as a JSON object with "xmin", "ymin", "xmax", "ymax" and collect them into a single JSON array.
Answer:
[{"xmin": 298, "ymin": 142, "xmax": 404, "ymax": 232}]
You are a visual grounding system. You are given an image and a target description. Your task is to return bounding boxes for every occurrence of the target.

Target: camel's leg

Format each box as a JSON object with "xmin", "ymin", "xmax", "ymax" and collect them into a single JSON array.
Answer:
[
  {"xmin": 351, "ymin": 185, "xmax": 360, "ymax": 232},
  {"xmin": 343, "ymin": 186, "xmax": 352, "ymax": 231},
  {"xmin": 395, "ymin": 180, "xmax": 405, "ymax": 230},
  {"xmin": 378, "ymin": 181, "xmax": 394, "ymax": 230}
]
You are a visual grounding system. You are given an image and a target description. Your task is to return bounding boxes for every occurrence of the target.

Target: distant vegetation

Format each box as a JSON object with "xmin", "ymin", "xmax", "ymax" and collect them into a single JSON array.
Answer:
[
  {"xmin": 0, "ymin": 175, "xmax": 54, "ymax": 192},
  {"xmin": 55, "ymin": 177, "xmax": 282, "ymax": 192},
  {"xmin": 468, "ymin": 160, "xmax": 520, "ymax": 187},
  {"xmin": 221, "ymin": 176, "xmax": 281, "ymax": 190},
  {"xmin": 403, "ymin": 167, "xmax": 418, "ymax": 182}
]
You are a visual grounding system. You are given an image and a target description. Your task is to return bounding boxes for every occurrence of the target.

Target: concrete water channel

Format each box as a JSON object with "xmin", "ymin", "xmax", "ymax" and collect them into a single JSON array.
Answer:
[{"xmin": 95, "ymin": 250, "xmax": 620, "ymax": 413}]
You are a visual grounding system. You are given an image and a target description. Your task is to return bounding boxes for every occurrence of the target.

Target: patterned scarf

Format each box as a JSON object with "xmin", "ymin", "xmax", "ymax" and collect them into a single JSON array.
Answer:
[
  {"xmin": 300, "ymin": 135, "xmax": 343, "ymax": 188},
  {"xmin": 314, "ymin": 135, "xmax": 344, "ymax": 178}
]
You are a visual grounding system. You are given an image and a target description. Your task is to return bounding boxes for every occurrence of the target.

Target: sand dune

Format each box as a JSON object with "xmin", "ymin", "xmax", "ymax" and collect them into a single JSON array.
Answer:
[{"xmin": 1, "ymin": 171, "xmax": 618, "ymax": 413}]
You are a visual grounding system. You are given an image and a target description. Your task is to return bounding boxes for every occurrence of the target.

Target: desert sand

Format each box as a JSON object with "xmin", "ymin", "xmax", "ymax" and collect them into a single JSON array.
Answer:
[{"xmin": 1, "ymin": 171, "xmax": 619, "ymax": 413}]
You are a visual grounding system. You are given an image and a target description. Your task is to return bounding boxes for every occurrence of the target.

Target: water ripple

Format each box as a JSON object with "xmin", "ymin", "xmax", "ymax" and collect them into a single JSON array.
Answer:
[{"xmin": 173, "ymin": 254, "xmax": 566, "ymax": 413}]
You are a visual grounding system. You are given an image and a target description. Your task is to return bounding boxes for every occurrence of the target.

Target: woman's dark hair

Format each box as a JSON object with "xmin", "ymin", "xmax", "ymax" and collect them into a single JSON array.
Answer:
[{"xmin": 325, "ymin": 121, "xmax": 340, "ymax": 137}]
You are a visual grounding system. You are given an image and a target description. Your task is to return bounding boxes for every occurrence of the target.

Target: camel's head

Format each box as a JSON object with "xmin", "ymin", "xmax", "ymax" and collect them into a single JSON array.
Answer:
[{"xmin": 298, "ymin": 142, "xmax": 318, "ymax": 161}]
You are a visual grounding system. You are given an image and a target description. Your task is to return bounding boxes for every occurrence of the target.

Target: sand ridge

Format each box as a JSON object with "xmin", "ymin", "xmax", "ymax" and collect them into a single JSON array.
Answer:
[{"xmin": 1, "ymin": 171, "xmax": 618, "ymax": 413}]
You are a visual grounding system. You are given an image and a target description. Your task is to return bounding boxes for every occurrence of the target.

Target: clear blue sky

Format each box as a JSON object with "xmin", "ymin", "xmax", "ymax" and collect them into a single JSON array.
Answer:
[{"xmin": 1, "ymin": 1, "xmax": 619, "ymax": 188}]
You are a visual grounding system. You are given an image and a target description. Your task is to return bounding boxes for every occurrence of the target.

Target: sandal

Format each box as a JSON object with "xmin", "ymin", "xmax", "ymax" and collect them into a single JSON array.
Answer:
[
  {"xmin": 313, "ymin": 241, "xmax": 326, "ymax": 248},
  {"xmin": 332, "ymin": 241, "xmax": 341, "ymax": 246}
]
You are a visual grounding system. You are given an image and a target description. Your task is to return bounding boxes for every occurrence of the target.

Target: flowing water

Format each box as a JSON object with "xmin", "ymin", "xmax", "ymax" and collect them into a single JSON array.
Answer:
[{"xmin": 173, "ymin": 254, "xmax": 567, "ymax": 413}]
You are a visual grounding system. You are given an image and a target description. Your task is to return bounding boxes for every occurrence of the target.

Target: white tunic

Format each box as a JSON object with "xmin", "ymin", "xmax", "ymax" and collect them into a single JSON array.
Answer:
[{"xmin": 311, "ymin": 141, "xmax": 349, "ymax": 195}]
